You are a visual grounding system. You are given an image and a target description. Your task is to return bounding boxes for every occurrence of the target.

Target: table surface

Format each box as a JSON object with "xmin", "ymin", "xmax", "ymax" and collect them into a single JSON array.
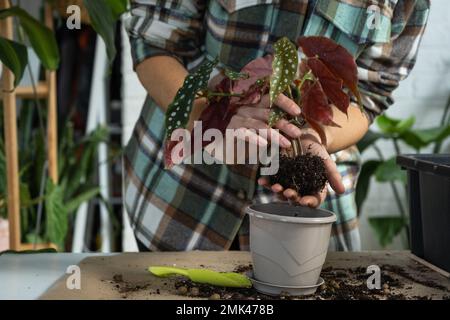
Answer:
[
  {"xmin": 0, "ymin": 253, "xmax": 115, "ymax": 300},
  {"xmin": 0, "ymin": 251, "xmax": 449, "ymax": 300}
]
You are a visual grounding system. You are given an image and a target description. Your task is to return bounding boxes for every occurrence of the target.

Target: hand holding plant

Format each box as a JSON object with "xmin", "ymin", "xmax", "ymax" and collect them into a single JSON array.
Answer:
[
  {"xmin": 163, "ymin": 36, "xmax": 361, "ymax": 207},
  {"xmin": 258, "ymin": 128, "xmax": 344, "ymax": 207}
]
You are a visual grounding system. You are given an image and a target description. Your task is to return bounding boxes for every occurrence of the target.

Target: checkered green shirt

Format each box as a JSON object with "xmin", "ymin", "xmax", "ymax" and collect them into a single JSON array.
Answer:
[{"xmin": 123, "ymin": 0, "xmax": 430, "ymax": 251}]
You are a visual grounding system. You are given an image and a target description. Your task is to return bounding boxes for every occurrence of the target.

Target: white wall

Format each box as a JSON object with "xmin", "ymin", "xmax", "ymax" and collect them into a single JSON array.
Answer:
[
  {"xmin": 359, "ymin": 0, "xmax": 450, "ymax": 250},
  {"xmin": 120, "ymin": 1, "xmax": 450, "ymax": 250},
  {"xmin": 121, "ymin": 25, "xmax": 147, "ymax": 146},
  {"xmin": 120, "ymin": 25, "xmax": 145, "ymax": 252}
]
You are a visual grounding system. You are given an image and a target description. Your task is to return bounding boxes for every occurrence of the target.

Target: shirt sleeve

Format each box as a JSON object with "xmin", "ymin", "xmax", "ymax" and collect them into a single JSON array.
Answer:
[
  {"xmin": 356, "ymin": 0, "xmax": 431, "ymax": 123},
  {"xmin": 124, "ymin": 0, "xmax": 206, "ymax": 69}
]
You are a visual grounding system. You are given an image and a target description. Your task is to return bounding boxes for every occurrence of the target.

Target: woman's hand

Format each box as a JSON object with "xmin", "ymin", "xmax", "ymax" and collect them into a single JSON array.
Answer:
[
  {"xmin": 227, "ymin": 94, "xmax": 303, "ymax": 147},
  {"xmin": 226, "ymin": 92, "xmax": 345, "ymax": 207},
  {"xmin": 258, "ymin": 128, "xmax": 345, "ymax": 208}
]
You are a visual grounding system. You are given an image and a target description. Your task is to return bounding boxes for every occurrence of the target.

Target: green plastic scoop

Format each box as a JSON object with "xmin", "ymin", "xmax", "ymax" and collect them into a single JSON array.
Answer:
[{"xmin": 148, "ymin": 266, "xmax": 252, "ymax": 288}]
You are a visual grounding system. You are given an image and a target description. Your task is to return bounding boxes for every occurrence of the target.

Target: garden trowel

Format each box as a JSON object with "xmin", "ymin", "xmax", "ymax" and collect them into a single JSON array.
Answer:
[{"xmin": 148, "ymin": 266, "xmax": 252, "ymax": 288}]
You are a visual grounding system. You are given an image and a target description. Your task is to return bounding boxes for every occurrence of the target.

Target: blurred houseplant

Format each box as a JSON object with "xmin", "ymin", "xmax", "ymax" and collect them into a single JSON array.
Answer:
[
  {"xmin": 0, "ymin": 105, "xmax": 112, "ymax": 249},
  {"xmin": 0, "ymin": 0, "xmax": 128, "ymax": 86},
  {"xmin": 356, "ymin": 96, "xmax": 450, "ymax": 248},
  {"xmin": 0, "ymin": 0, "xmax": 127, "ymax": 249}
]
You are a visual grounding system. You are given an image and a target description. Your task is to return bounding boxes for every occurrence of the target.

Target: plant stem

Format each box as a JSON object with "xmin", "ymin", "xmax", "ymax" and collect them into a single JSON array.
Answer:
[
  {"xmin": 292, "ymin": 139, "xmax": 299, "ymax": 156},
  {"xmin": 207, "ymin": 92, "xmax": 244, "ymax": 98},
  {"xmin": 393, "ymin": 138, "xmax": 401, "ymax": 156},
  {"xmin": 286, "ymin": 85, "xmax": 294, "ymax": 100}
]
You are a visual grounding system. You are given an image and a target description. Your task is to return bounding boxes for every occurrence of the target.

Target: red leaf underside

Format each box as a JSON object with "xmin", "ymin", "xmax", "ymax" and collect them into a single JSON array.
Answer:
[
  {"xmin": 298, "ymin": 36, "xmax": 360, "ymax": 103},
  {"xmin": 198, "ymin": 97, "xmax": 233, "ymax": 140},
  {"xmin": 305, "ymin": 116, "xmax": 327, "ymax": 147},
  {"xmin": 301, "ymin": 79, "xmax": 339, "ymax": 127},
  {"xmin": 165, "ymin": 96, "xmax": 233, "ymax": 168},
  {"xmin": 306, "ymin": 57, "xmax": 350, "ymax": 114},
  {"xmin": 164, "ymin": 140, "xmax": 179, "ymax": 169}
]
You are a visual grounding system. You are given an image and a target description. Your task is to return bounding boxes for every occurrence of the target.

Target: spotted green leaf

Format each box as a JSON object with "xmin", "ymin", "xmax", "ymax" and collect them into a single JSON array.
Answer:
[
  {"xmin": 165, "ymin": 57, "xmax": 219, "ymax": 140},
  {"xmin": 268, "ymin": 107, "xmax": 287, "ymax": 127},
  {"xmin": 224, "ymin": 68, "xmax": 249, "ymax": 81},
  {"xmin": 269, "ymin": 37, "xmax": 298, "ymax": 106}
]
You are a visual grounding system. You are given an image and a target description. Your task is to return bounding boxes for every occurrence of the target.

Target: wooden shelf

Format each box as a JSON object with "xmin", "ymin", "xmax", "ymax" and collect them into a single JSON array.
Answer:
[
  {"xmin": 1, "ymin": 1, "xmax": 58, "ymax": 250},
  {"xmin": 0, "ymin": 82, "xmax": 49, "ymax": 100},
  {"xmin": 19, "ymin": 242, "xmax": 58, "ymax": 251},
  {"xmin": 15, "ymin": 82, "xmax": 50, "ymax": 99}
]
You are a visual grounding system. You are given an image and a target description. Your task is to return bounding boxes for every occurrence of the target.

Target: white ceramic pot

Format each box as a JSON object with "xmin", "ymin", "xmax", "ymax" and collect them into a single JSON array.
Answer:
[{"xmin": 246, "ymin": 203, "xmax": 336, "ymax": 287}]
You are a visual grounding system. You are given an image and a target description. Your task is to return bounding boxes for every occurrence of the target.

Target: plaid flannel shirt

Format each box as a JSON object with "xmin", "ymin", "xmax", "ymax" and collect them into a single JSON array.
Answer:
[{"xmin": 123, "ymin": 0, "xmax": 430, "ymax": 251}]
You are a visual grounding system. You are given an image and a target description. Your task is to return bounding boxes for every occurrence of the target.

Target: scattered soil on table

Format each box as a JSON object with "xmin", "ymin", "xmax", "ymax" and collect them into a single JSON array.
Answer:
[
  {"xmin": 108, "ymin": 265, "xmax": 449, "ymax": 300},
  {"xmin": 318, "ymin": 266, "xmax": 407, "ymax": 300},
  {"xmin": 112, "ymin": 274, "xmax": 123, "ymax": 282},
  {"xmin": 174, "ymin": 279, "xmax": 280, "ymax": 300},
  {"xmin": 173, "ymin": 265, "xmax": 448, "ymax": 300},
  {"xmin": 109, "ymin": 273, "xmax": 150, "ymax": 298},
  {"xmin": 381, "ymin": 264, "xmax": 449, "ymax": 292},
  {"xmin": 270, "ymin": 154, "xmax": 327, "ymax": 196},
  {"xmin": 233, "ymin": 264, "xmax": 253, "ymax": 274}
]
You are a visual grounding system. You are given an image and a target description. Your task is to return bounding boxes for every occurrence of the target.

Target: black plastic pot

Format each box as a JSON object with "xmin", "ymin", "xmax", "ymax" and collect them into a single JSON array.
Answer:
[{"xmin": 397, "ymin": 154, "xmax": 450, "ymax": 273}]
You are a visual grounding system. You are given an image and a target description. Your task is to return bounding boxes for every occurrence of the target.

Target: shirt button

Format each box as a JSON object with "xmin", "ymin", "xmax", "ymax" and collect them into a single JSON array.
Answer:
[{"xmin": 237, "ymin": 189, "xmax": 246, "ymax": 200}]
